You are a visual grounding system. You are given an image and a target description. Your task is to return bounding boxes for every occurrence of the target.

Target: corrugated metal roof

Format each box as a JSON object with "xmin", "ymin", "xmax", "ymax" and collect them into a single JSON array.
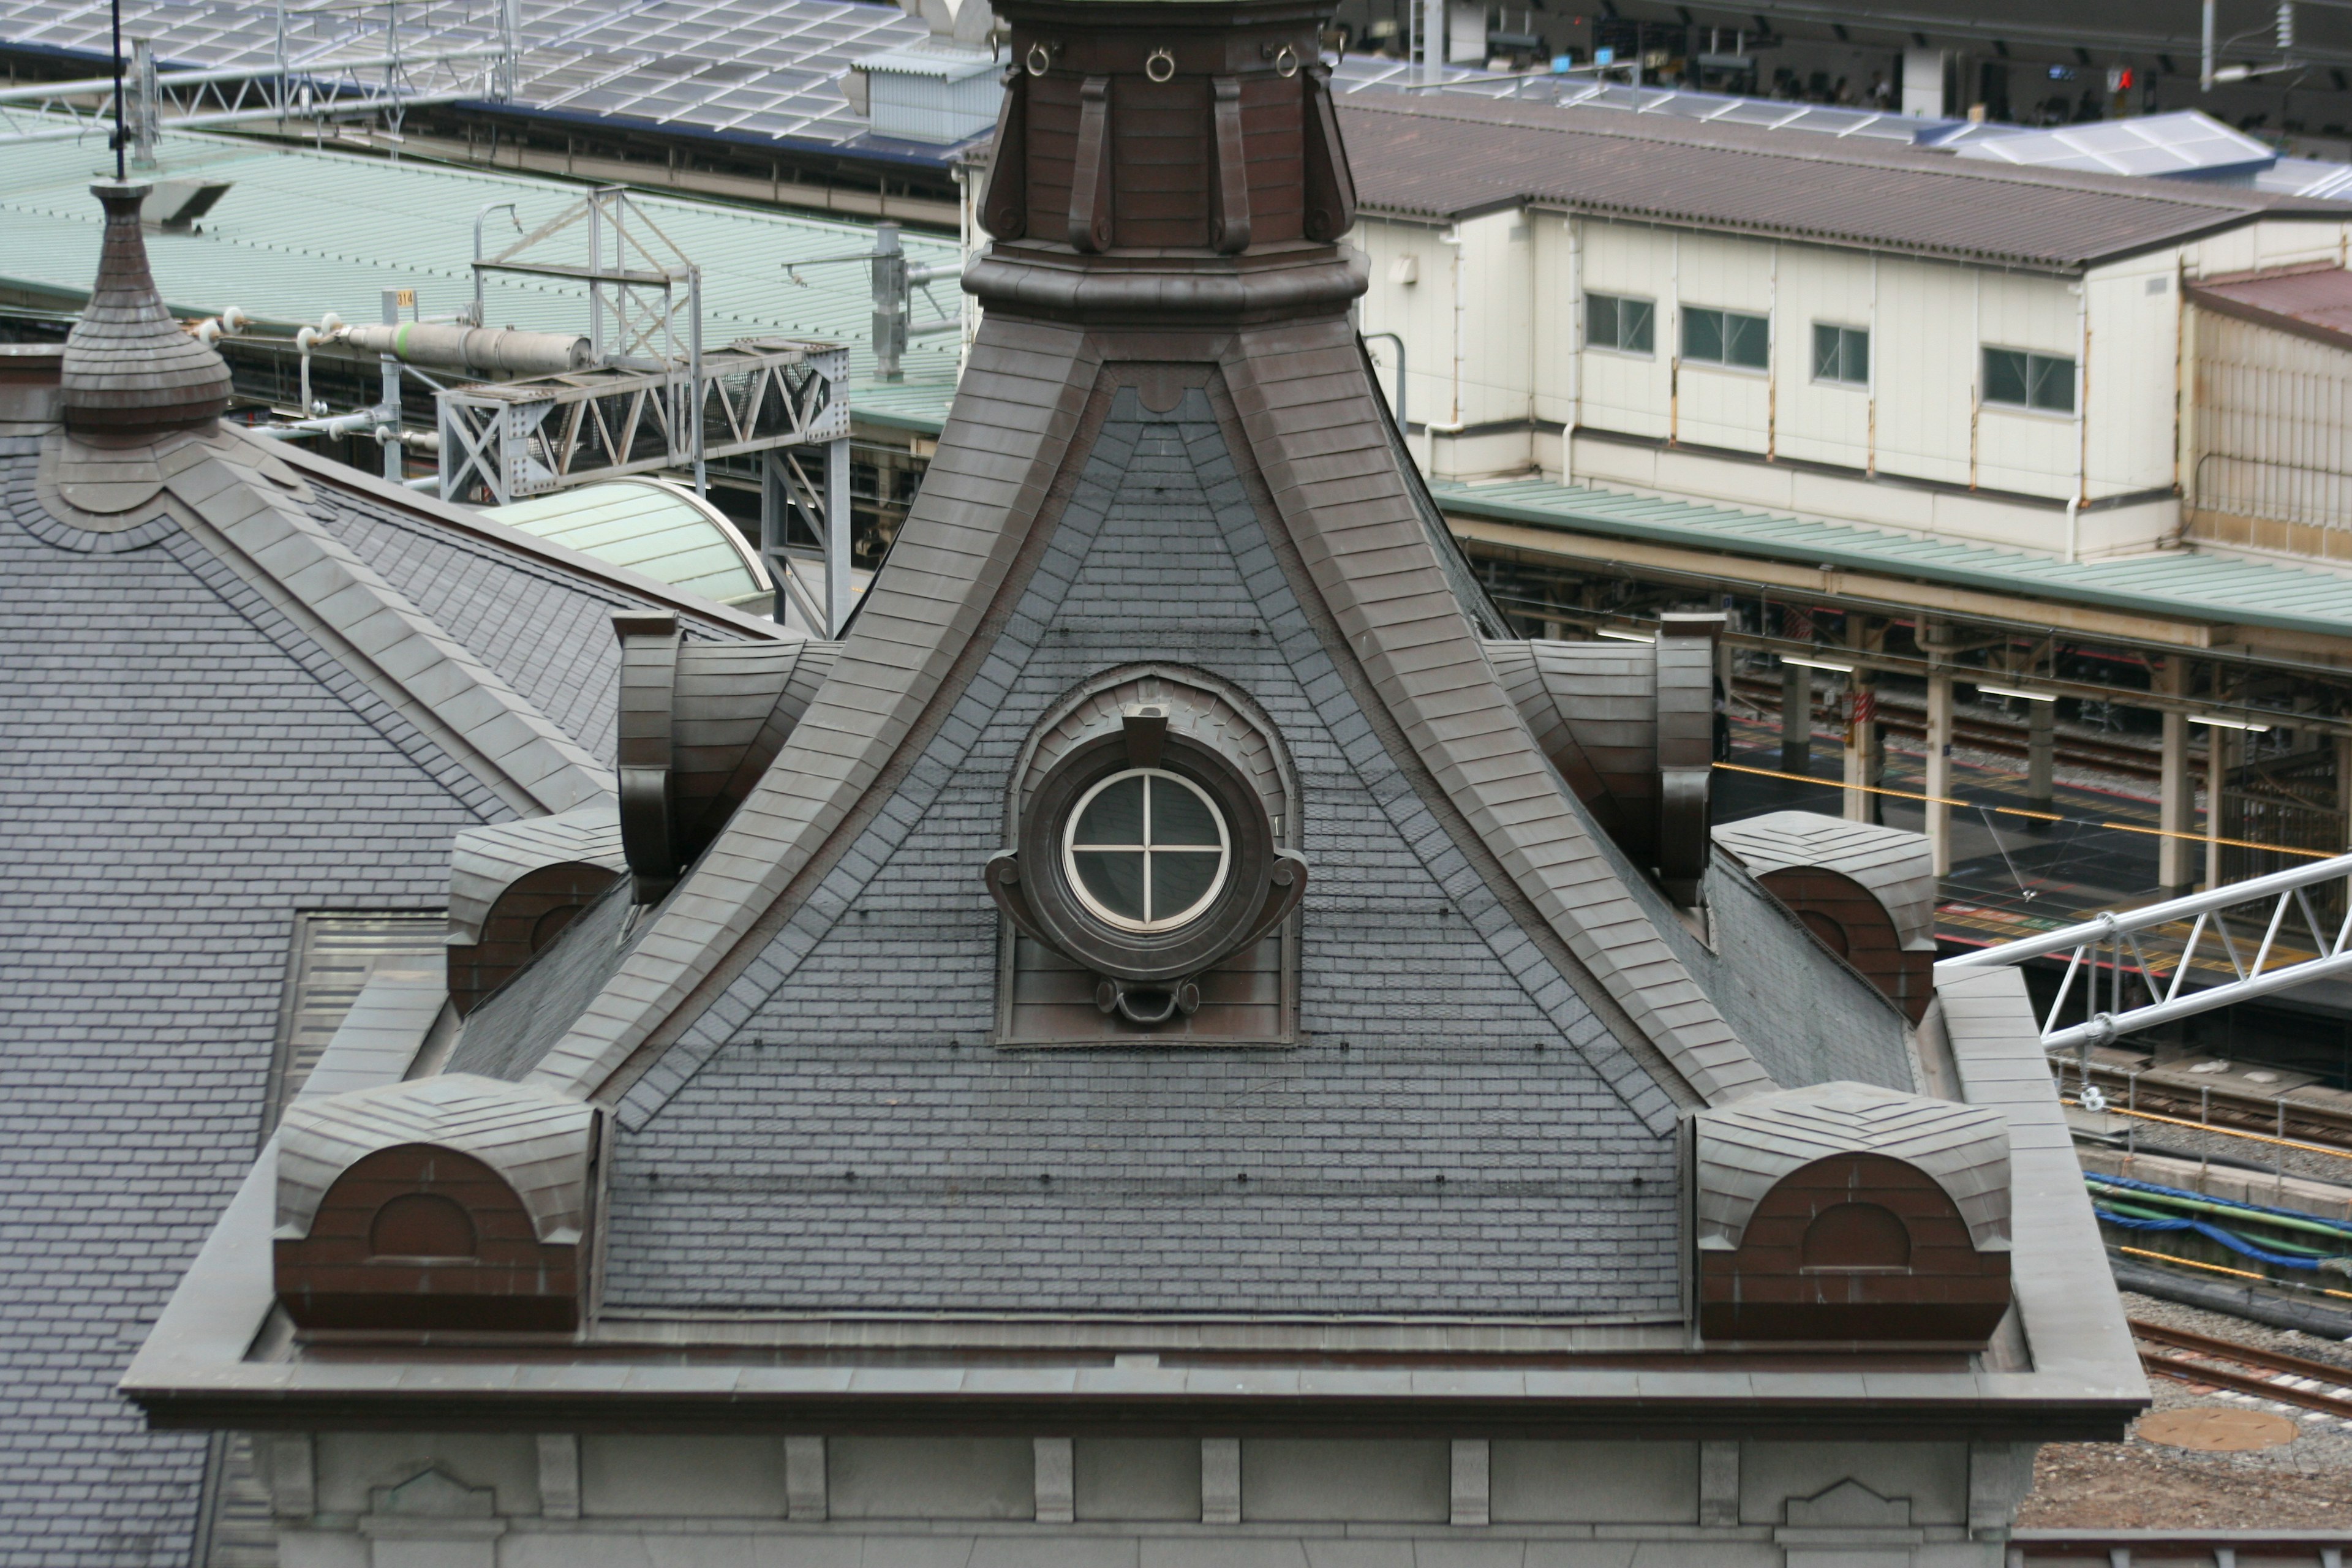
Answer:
[
  {"xmin": 1434, "ymin": 475, "xmax": 2352, "ymax": 639},
  {"xmin": 0, "ymin": 123, "xmax": 962, "ymax": 407},
  {"xmin": 1338, "ymin": 94, "xmax": 2344, "ymax": 268},
  {"xmin": 2188, "ymin": 262, "xmax": 2352, "ymax": 352},
  {"xmin": 484, "ymin": 477, "xmax": 769, "ymax": 606}
]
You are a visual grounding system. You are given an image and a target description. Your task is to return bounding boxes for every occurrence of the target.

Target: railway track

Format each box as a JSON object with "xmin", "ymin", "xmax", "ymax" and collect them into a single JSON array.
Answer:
[
  {"xmin": 2073, "ymin": 1062, "xmax": 2352, "ymax": 1156},
  {"xmin": 2130, "ymin": 1317, "xmax": 2352, "ymax": 1422},
  {"xmin": 1732, "ymin": 677, "xmax": 2163, "ymax": 780}
]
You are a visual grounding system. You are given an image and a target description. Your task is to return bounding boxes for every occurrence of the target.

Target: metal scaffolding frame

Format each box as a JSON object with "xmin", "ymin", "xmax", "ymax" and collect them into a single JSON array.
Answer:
[
  {"xmin": 0, "ymin": 0, "xmax": 519, "ymax": 153},
  {"xmin": 437, "ymin": 185, "xmax": 854, "ymax": 633}
]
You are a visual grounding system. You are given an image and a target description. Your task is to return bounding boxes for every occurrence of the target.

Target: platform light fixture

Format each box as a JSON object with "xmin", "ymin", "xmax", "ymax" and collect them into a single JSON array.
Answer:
[
  {"xmin": 2188, "ymin": 712, "xmax": 2272, "ymax": 733},
  {"xmin": 1975, "ymin": 683, "xmax": 2057, "ymax": 703},
  {"xmin": 1779, "ymin": 654, "xmax": 1853, "ymax": 673},
  {"xmin": 1595, "ymin": 627, "xmax": 1655, "ymax": 643}
]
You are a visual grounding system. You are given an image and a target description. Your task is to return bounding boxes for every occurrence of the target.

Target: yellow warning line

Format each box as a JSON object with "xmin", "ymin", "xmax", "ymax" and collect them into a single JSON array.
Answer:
[
  {"xmin": 2114, "ymin": 1244, "xmax": 2352, "ymax": 1302},
  {"xmin": 2062, "ymin": 1096, "xmax": 2352, "ymax": 1163},
  {"xmin": 1713, "ymin": 761, "xmax": 2338, "ymax": 859}
]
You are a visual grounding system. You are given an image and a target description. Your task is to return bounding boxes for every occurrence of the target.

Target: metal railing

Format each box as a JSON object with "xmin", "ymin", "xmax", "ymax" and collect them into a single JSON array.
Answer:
[{"xmin": 1938, "ymin": 850, "xmax": 2352, "ymax": 1052}]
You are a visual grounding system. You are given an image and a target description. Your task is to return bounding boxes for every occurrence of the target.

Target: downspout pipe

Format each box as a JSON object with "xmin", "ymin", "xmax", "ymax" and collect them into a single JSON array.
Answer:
[
  {"xmin": 2065, "ymin": 495, "xmax": 2081, "ymax": 565},
  {"xmin": 1428, "ymin": 224, "xmax": 1466, "ymax": 461}
]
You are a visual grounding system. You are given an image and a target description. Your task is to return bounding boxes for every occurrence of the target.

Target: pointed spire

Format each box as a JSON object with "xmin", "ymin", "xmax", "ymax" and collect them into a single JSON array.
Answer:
[{"xmin": 60, "ymin": 181, "xmax": 232, "ymax": 434}]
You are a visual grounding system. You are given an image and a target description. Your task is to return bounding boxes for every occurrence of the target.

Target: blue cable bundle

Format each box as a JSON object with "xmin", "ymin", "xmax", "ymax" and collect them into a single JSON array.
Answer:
[{"xmin": 2086, "ymin": 1172, "xmax": 2352, "ymax": 1273}]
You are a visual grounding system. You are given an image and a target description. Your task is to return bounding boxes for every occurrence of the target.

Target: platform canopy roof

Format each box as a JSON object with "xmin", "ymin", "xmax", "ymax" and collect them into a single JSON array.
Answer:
[{"xmin": 0, "ymin": 123, "xmax": 962, "ymax": 415}]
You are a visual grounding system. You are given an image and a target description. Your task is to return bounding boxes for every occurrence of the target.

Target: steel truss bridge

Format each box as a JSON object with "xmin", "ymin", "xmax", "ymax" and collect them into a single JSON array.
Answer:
[{"xmin": 0, "ymin": 0, "xmax": 517, "ymax": 155}]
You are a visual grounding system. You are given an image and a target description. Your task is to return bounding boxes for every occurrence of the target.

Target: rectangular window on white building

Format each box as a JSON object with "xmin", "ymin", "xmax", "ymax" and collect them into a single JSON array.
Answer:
[
  {"xmin": 1586, "ymin": 293, "xmax": 1654, "ymax": 355},
  {"xmin": 1683, "ymin": 307, "xmax": 1769, "ymax": 371},
  {"xmin": 1812, "ymin": 323, "xmax": 1869, "ymax": 386},
  {"xmin": 1983, "ymin": 347, "xmax": 2075, "ymax": 414}
]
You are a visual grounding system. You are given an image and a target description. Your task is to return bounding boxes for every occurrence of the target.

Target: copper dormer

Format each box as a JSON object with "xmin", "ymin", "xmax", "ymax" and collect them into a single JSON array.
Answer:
[{"xmin": 59, "ymin": 182, "xmax": 233, "ymax": 434}]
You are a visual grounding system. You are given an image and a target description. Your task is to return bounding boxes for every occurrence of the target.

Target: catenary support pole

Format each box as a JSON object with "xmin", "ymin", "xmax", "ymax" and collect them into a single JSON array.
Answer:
[
  {"xmin": 825, "ymin": 435, "xmax": 852, "ymax": 637},
  {"xmin": 1781, "ymin": 658, "xmax": 1811, "ymax": 777},
  {"xmin": 2207, "ymin": 704, "xmax": 2228, "ymax": 890},
  {"xmin": 1843, "ymin": 616, "xmax": 1877, "ymax": 823},
  {"xmin": 2160, "ymin": 657, "xmax": 2193, "ymax": 892},
  {"xmin": 1926, "ymin": 658, "xmax": 1953, "ymax": 876},
  {"xmin": 2027, "ymin": 695, "xmax": 2056, "ymax": 820}
]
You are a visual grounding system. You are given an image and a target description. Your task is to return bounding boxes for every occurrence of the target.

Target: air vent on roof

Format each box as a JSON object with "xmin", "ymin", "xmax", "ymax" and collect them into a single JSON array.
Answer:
[
  {"xmin": 139, "ymin": 178, "xmax": 231, "ymax": 233},
  {"xmin": 850, "ymin": 43, "xmax": 1001, "ymax": 144}
]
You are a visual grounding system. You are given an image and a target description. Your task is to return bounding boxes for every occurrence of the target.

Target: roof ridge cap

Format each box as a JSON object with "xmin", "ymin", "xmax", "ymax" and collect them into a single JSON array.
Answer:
[{"xmin": 164, "ymin": 440, "xmax": 616, "ymax": 818}]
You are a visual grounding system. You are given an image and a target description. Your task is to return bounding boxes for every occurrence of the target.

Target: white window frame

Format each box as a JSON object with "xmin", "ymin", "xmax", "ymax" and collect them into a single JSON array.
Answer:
[
  {"xmin": 1810, "ymin": 321, "xmax": 1871, "ymax": 389},
  {"xmin": 1061, "ymin": 767, "xmax": 1233, "ymax": 934},
  {"xmin": 1584, "ymin": 290, "xmax": 1657, "ymax": 359},
  {"xmin": 1680, "ymin": 304, "xmax": 1771, "ymax": 375},
  {"xmin": 1980, "ymin": 344, "xmax": 2079, "ymax": 419}
]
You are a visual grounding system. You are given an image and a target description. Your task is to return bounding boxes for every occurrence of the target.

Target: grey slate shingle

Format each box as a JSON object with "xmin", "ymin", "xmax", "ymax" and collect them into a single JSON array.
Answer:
[
  {"xmin": 0, "ymin": 443, "xmax": 739, "ymax": 1566},
  {"xmin": 600, "ymin": 390, "xmax": 1683, "ymax": 1317}
]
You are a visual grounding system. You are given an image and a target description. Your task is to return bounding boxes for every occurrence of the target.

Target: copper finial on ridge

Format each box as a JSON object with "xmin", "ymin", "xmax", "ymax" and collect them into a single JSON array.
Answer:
[{"xmin": 59, "ymin": 181, "xmax": 233, "ymax": 435}]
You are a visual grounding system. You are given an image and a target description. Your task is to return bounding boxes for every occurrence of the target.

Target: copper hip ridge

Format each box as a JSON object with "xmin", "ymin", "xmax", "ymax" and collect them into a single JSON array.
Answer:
[{"xmin": 964, "ymin": 245, "xmax": 1368, "ymax": 324}]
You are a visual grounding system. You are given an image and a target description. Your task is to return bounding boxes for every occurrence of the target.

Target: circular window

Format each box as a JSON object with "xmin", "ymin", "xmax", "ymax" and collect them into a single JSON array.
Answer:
[{"xmin": 1061, "ymin": 767, "xmax": 1231, "ymax": 932}]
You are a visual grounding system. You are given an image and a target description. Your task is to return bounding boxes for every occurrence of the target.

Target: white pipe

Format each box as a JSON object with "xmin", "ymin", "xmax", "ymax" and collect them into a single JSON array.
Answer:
[
  {"xmin": 247, "ymin": 407, "xmax": 391, "ymax": 440},
  {"xmin": 1432, "ymin": 224, "xmax": 1465, "ymax": 442},
  {"xmin": 2064, "ymin": 494, "xmax": 2080, "ymax": 565},
  {"xmin": 333, "ymin": 322, "xmax": 590, "ymax": 375}
]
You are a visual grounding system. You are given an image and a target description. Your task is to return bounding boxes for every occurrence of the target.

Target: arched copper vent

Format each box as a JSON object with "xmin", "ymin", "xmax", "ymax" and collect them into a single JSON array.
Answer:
[
  {"xmin": 1694, "ymin": 1082, "xmax": 2013, "ymax": 1349},
  {"xmin": 1488, "ymin": 611, "xmax": 1721, "ymax": 904},
  {"xmin": 614, "ymin": 611, "xmax": 841, "ymax": 897},
  {"xmin": 60, "ymin": 183, "xmax": 233, "ymax": 434}
]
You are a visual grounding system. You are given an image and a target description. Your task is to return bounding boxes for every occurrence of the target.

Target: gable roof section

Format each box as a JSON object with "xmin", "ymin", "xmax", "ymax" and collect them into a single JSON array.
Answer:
[
  {"xmin": 146, "ymin": 428, "xmax": 612, "ymax": 818},
  {"xmin": 518, "ymin": 315, "xmax": 1108, "ymax": 1102},
  {"xmin": 1217, "ymin": 326, "xmax": 1776, "ymax": 1110},
  {"xmin": 274, "ymin": 445, "xmax": 783, "ymax": 766},
  {"xmin": 1339, "ymin": 94, "xmax": 2336, "ymax": 268}
]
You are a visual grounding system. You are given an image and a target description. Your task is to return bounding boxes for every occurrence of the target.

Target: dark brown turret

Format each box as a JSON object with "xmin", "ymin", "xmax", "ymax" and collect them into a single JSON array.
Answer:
[
  {"xmin": 967, "ymin": 0, "xmax": 1363, "ymax": 325},
  {"xmin": 59, "ymin": 182, "xmax": 233, "ymax": 435}
]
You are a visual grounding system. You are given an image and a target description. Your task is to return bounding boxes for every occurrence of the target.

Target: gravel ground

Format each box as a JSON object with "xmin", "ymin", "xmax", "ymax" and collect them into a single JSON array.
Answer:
[
  {"xmin": 2018, "ymin": 1292, "xmax": 2352, "ymax": 1527},
  {"xmin": 2094, "ymin": 1121, "xmax": 2352, "ymax": 1192}
]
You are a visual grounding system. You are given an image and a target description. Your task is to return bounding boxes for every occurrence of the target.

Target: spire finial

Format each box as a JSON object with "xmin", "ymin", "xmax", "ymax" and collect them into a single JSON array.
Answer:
[{"xmin": 59, "ymin": 182, "xmax": 234, "ymax": 435}]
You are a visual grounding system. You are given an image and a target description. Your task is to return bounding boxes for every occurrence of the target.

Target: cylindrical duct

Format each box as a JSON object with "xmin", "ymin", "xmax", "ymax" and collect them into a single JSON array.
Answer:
[{"xmin": 334, "ymin": 322, "xmax": 592, "ymax": 375}]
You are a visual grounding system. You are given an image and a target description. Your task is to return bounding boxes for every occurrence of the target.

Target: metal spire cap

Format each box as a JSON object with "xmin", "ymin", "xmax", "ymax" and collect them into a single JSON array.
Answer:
[{"xmin": 60, "ymin": 181, "xmax": 233, "ymax": 434}]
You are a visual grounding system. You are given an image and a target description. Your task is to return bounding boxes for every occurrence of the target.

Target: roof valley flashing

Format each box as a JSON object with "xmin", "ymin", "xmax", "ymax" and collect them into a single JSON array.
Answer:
[{"xmin": 124, "ymin": 0, "xmax": 2143, "ymax": 1533}]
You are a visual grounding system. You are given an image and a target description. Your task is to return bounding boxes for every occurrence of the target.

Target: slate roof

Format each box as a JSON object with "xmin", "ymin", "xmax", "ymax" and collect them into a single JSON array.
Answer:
[
  {"xmin": 1338, "ymin": 93, "xmax": 2343, "ymax": 268},
  {"xmin": 593, "ymin": 386, "xmax": 1688, "ymax": 1317},
  {"xmin": 0, "ymin": 357, "xmax": 773, "ymax": 1560}
]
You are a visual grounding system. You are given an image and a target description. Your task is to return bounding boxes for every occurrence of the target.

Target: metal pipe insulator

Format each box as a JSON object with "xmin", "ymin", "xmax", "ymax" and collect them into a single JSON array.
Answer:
[{"xmin": 334, "ymin": 322, "xmax": 592, "ymax": 375}]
